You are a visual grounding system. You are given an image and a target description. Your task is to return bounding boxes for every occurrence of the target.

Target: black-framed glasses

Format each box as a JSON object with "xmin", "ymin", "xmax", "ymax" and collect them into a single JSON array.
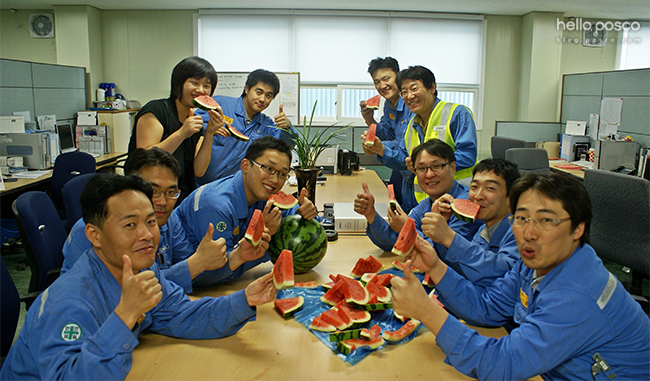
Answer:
[
  {"xmin": 414, "ymin": 162, "xmax": 451, "ymax": 175},
  {"xmin": 151, "ymin": 188, "xmax": 181, "ymax": 200},
  {"xmin": 508, "ymin": 215, "xmax": 571, "ymax": 230},
  {"xmin": 250, "ymin": 160, "xmax": 290, "ymax": 181}
]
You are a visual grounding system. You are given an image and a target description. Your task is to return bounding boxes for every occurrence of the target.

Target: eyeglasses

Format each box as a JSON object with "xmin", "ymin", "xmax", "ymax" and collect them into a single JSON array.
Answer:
[
  {"xmin": 152, "ymin": 188, "xmax": 181, "ymax": 200},
  {"xmin": 250, "ymin": 160, "xmax": 290, "ymax": 181},
  {"xmin": 414, "ymin": 162, "xmax": 451, "ymax": 175},
  {"xmin": 508, "ymin": 215, "xmax": 572, "ymax": 230},
  {"xmin": 400, "ymin": 84, "xmax": 422, "ymax": 98}
]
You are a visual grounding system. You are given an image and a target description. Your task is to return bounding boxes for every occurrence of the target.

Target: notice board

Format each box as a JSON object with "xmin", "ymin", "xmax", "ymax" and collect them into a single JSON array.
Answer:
[{"xmin": 215, "ymin": 72, "xmax": 300, "ymax": 126}]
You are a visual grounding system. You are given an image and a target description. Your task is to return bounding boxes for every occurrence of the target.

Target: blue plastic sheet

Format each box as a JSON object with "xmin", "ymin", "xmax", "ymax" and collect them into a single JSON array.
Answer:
[{"xmin": 276, "ymin": 268, "xmax": 431, "ymax": 365}]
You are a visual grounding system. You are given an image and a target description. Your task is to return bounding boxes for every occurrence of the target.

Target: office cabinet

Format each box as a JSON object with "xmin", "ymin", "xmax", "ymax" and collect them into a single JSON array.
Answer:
[{"xmin": 96, "ymin": 109, "xmax": 138, "ymax": 153}]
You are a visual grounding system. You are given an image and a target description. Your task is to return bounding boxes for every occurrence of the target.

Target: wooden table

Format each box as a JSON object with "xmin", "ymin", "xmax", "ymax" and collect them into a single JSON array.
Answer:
[
  {"xmin": 127, "ymin": 169, "xmax": 519, "ymax": 381},
  {"xmin": 549, "ymin": 159, "xmax": 586, "ymax": 179}
]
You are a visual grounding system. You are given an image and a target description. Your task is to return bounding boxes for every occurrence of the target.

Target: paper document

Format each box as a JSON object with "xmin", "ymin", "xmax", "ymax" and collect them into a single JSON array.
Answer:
[
  {"xmin": 600, "ymin": 98, "xmax": 623, "ymax": 125},
  {"xmin": 589, "ymin": 114, "xmax": 600, "ymax": 140},
  {"xmin": 11, "ymin": 170, "xmax": 52, "ymax": 179},
  {"xmin": 565, "ymin": 120, "xmax": 587, "ymax": 135}
]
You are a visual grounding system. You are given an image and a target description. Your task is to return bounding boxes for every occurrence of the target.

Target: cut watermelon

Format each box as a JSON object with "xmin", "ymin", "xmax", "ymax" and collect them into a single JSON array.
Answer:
[
  {"xmin": 320, "ymin": 281, "xmax": 347, "ymax": 306},
  {"xmin": 337, "ymin": 304, "xmax": 371, "ymax": 324},
  {"xmin": 387, "ymin": 184, "xmax": 397, "ymax": 213},
  {"xmin": 320, "ymin": 309, "xmax": 349, "ymax": 330},
  {"xmin": 365, "ymin": 282, "xmax": 391, "ymax": 303},
  {"xmin": 451, "ymin": 198, "xmax": 481, "ymax": 223},
  {"xmin": 382, "ymin": 319, "xmax": 421, "ymax": 342},
  {"xmin": 422, "ymin": 273, "xmax": 435, "ymax": 287},
  {"xmin": 226, "ymin": 124, "xmax": 250, "ymax": 142},
  {"xmin": 360, "ymin": 325, "xmax": 382, "ymax": 340},
  {"xmin": 360, "ymin": 273, "xmax": 377, "ymax": 285},
  {"xmin": 244, "ymin": 209, "xmax": 265, "ymax": 246},
  {"xmin": 364, "ymin": 123, "xmax": 377, "ymax": 146},
  {"xmin": 429, "ymin": 289, "xmax": 445, "ymax": 308},
  {"xmin": 333, "ymin": 306, "xmax": 352, "ymax": 328},
  {"xmin": 268, "ymin": 191, "xmax": 298, "ymax": 209},
  {"xmin": 373, "ymin": 273, "xmax": 395, "ymax": 287},
  {"xmin": 192, "ymin": 95, "xmax": 219, "ymax": 111},
  {"xmin": 309, "ymin": 315, "xmax": 336, "ymax": 332},
  {"xmin": 337, "ymin": 336, "xmax": 384, "ymax": 356},
  {"xmin": 273, "ymin": 249, "xmax": 294, "ymax": 289},
  {"xmin": 349, "ymin": 256, "xmax": 383, "ymax": 278},
  {"xmin": 391, "ymin": 259, "xmax": 424, "ymax": 273},
  {"xmin": 366, "ymin": 94, "xmax": 381, "ymax": 110},
  {"xmin": 320, "ymin": 281, "xmax": 335, "ymax": 291},
  {"xmin": 340, "ymin": 278, "xmax": 370, "ymax": 305},
  {"xmin": 391, "ymin": 218, "xmax": 417, "ymax": 257},
  {"xmin": 354, "ymin": 302, "xmax": 393, "ymax": 311},
  {"xmin": 394, "ymin": 310, "xmax": 407, "ymax": 322},
  {"xmin": 295, "ymin": 281, "xmax": 318, "ymax": 288},
  {"xmin": 329, "ymin": 328, "xmax": 363, "ymax": 342},
  {"xmin": 274, "ymin": 296, "xmax": 304, "ymax": 318}
]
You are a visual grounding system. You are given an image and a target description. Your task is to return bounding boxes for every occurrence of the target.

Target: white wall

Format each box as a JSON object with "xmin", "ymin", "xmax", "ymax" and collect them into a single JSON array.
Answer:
[{"xmin": 0, "ymin": 9, "xmax": 57, "ymax": 64}]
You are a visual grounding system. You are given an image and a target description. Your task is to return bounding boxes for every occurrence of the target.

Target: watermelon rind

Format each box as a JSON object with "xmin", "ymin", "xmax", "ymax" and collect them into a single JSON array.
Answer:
[
  {"xmin": 320, "ymin": 309, "xmax": 349, "ymax": 330},
  {"xmin": 359, "ymin": 273, "xmax": 377, "ymax": 286},
  {"xmin": 360, "ymin": 325, "xmax": 382, "ymax": 340},
  {"xmin": 337, "ymin": 336, "xmax": 385, "ymax": 356},
  {"xmin": 273, "ymin": 250, "xmax": 295, "ymax": 290},
  {"xmin": 342, "ymin": 278, "xmax": 370, "ymax": 306},
  {"xmin": 329, "ymin": 329, "xmax": 363, "ymax": 342},
  {"xmin": 364, "ymin": 123, "xmax": 377, "ymax": 146},
  {"xmin": 295, "ymin": 281, "xmax": 318, "ymax": 288},
  {"xmin": 382, "ymin": 319, "xmax": 421, "ymax": 342},
  {"xmin": 274, "ymin": 296, "xmax": 304, "ymax": 318},
  {"xmin": 450, "ymin": 199, "xmax": 480, "ymax": 223},
  {"xmin": 365, "ymin": 282, "xmax": 392, "ymax": 303},
  {"xmin": 391, "ymin": 218, "xmax": 416, "ymax": 257},
  {"xmin": 352, "ymin": 302, "xmax": 393, "ymax": 311},
  {"xmin": 269, "ymin": 215, "xmax": 328, "ymax": 274},
  {"xmin": 393, "ymin": 310, "xmax": 407, "ymax": 322},
  {"xmin": 309, "ymin": 316, "xmax": 336, "ymax": 332},
  {"xmin": 366, "ymin": 95, "xmax": 381, "ymax": 110},
  {"xmin": 269, "ymin": 191, "xmax": 298, "ymax": 209},
  {"xmin": 226, "ymin": 125, "xmax": 250, "ymax": 142},
  {"xmin": 244, "ymin": 209, "xmax": 264, "ymax": 246},
  {"xmin": 422, "ymin": 273, "xmax": 435, "ymax": 287},
  {"xmin": 191, "ymin": 95, "xmax": 218, "ymax": 111}
]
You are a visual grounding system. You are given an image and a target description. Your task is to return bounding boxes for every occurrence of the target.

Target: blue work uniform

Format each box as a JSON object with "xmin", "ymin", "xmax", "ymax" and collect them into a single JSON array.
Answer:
[
  {"xmin": 0, "ymin": 249, "xmax": 256, "ymax": 380},
  {"xmin": 366, "ymin": 181, "xmax": 482, "ymax": 275},
  {"xmin": 434, "ymin": 243, "xmax": 650, "ymax": 380},
  {"xmin": 176, "ymin": 171, "xmax": 299, "ymax": 286},
  {"xmin": 61, "ymin": 214, "xmax": 195, "ymax": 293},
  {"xmin": 196, "ymin": 95, "xmax": 296, "ymax": 185}
]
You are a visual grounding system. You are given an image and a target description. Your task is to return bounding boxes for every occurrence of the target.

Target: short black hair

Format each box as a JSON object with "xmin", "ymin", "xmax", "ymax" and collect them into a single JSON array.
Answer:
[
  {"xmin": 509, "ymin": 172, "xmax": 591, "ymax": 246},
  {"xmin": 81, "ymin": 173, "xmax": 153, "ymax": 228},
  {"xmin": 411, "ymin": 139, "xmax": 455, "ymax": 165},
  {"xmin": 244, "ymin": 136, "xmax": 292, "ymax": 163},
  {"xmin": 124, "ymin": 147, "xmax": 181, "ymax": 180},
  {"xmin": 241, "ymin": 69, "xmax": 280, "ymax": 98},
  {"xmin": 473, "ymin": 158, "xmax": 520, "ymax": 196},
  {"xmin": 396, "ymin": 65, "xmax": 437, "ymax": 97},
  {"xmin": 367, "ymin": 57, "xmax": 400, "ymax": 77},
  {"xmin": 170, "ymin": 56, "xmax": 217, "ymax": 100}
]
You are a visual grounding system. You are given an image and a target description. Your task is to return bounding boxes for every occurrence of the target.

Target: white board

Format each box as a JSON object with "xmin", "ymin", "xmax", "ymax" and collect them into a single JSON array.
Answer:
[{"xmin": 215, "ymin": 72, "xmax": 300, "ymax": 126}]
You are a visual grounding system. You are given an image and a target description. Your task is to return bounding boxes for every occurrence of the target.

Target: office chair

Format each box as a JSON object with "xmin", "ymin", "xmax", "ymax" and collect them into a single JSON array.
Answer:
[
  {"xmin": 505, "ymin": 148, "xmax": 550, "ymax": 174},
  {"xmin": 584, "ymin": 169, "xmax": 650, "ymax": 309},
  {"xmin": 12, "ymin": 192, "xmax": 67, "ymax": 295},
  {"xmin": 491, "ymin": 136, "xmax": 526, "ymax": 160},
  {"xmin": 1, "ymin": 256, "xmax": 20, "ymax": 360},
  {"xmin": 62, "ymin": 173, "xmax": 97, "ymax": 227},
  {"xmin": 50, "ymin": 151, "xmax": 96, "ymax": 228}
]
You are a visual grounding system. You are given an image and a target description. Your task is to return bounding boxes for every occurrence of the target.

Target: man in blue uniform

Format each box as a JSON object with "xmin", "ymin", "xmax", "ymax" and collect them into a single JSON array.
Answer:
[
  {"xmin": 177, "ymin": 136, "xmax": 317, "ymax": 286},
  {"xmin": 358, "ymin": 57, "xmax": 416, "ymax": 213},
  {"xmin": 0, "ymin": 174, "xmax": 276, "ymax": 380},
  {"xmin": 390, "ymin": 172, "xmax": 650, "ymax": 380},
  {"xmin": 420, "ymin": 158, "xmax": 520, "ymax": 287},
  {"xmin": 354, "ymin": 139, "xmax": 481, "ymax": 275},
  {"xmin": 61, "ymin": 148, "xmax": 227, "ymax": 293},
  {"xmin": 196, "ymin": 69, "xmax": 296, "ymax": 185}
]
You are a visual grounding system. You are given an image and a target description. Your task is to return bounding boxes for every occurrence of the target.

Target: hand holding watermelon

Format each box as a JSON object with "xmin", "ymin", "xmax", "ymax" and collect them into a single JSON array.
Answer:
[
  {"xmin": 360, "ymin": 131, "xmax": 385, "ymax": 157},
  {"xmin": 359, "ymin": 99, "xmax": 377, "ymax": 126},
  {"xmin": 296, "ymin": 188, "xmax": 318, "ymax": 220},
  {"xmin": 233, "ymin": 228, "xmax": 271, "ymax": 265},
  {"xmin": 387, "ymin": 202, "xmax": 408, "ymax": 233},
  {"xmin": 435, "ymin": 194, "xmax": 454, "ymax": 221},
  {"xmin": 204, "ymin": 109, "xmax": 225, "ymax": 137},
  {"xmin": 244, "ymin": 272, "xmax": 277, "ymax": 307},
  {"xmin": 353, "ymin": 182, "xmax": 377, "ymax": 224},
  {"xmin": 421, "ymin": 200, "xmax": 456, "ymax": 249},
  {"xmin": 188, "ymin": 223, "xmax": 228, "ymax": 277},
  {"xmin": 262, "ymin": 200, "xmax": 282, "ymax": 235}
]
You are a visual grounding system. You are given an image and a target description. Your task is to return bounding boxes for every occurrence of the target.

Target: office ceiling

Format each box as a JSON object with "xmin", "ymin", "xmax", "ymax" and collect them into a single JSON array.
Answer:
[{"xmin": 2, "ymin": 0, "xmax": 649, "ymax": 20}]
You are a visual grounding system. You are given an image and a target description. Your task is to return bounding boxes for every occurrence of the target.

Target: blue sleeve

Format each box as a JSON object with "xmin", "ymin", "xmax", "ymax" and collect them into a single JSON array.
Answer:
[
  {"xmin": 378, "ymin": 142, "xmax": 409, "ymax": 171},
  {"xmin": 448, "ymin": 215, "xmax": 483, "ymax": 243},
  {"xmin": 376, "ymin": 109, "xmax": 396, "ymax": 142},
  {"xmin": 366, "ymin": 215, "xmax": 399, "ymax": 252},
  {"xmin": 445, "ymin": 229, "xmax": 519, "ymax": 287},
  {"xmin": 149, "ymin": 272, "xmax": 256, "ymax": 339},
  {"xmin": 449, "ymin": 106, "xmax": 477, "ymax": 171},
  {"xmin": 161, "ymin": 214, "xmax": 196, "ymax": 293},
  {"xmin": 61, "ymin": 219, "xmax": 92, "ymax": 273},
  {"xmin": 435, "ymin": 277, "xmax": 613, "ymax": 380}
]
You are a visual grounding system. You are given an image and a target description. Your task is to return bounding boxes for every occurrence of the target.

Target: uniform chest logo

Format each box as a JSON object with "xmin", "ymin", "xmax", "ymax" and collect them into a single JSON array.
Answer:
[
  {"xmin": 233, "ymin": 226, "xmax": 240, "ymax": 236},
  {"xmin": 433, "ymin": 125, "xmax": 446, "ymax": 132},
  {"xmin": 216, "ymin": 221, "xmax": 228, "ymax": 232},
  {"xmin": 389, "ymin": 113, "xmax": 395, "ymax": 120},
  {"xmin": 519, "ymin": 288, "xmax": 529, "ymax": 309},
  {"xmin": 61, "ymin": 323, "xmax": 82, "ymax": 341}
]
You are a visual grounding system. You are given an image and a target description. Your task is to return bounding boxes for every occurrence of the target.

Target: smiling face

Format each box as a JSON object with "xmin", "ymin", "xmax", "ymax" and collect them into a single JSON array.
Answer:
[
  {"xmin": 512, "ymin": 190, "xmax": 584, "ymax": 277},
  {"xmin": 242, "ymin": 149, "xmax": 291, "ymax": 205},
  {"xmin": 243, "ymin": 82, "xmax": 275, "ymax": 117},
  {"xmin": 400, "ymin": 79, "xmax": 436, "ymax": 119},
  {"xmin": 414, "ymin": 150, "xmax": 456, "ymax": 201},
  {"xmin": 138, "ymin": 166, "xmax": 178, "ymax": 226},
  {"xmin": 372, "ymin": 67, "xmax": 400, "ymax": 103},
  {"xmin": 87, "ymin": 190, "xmax": 160, "ymax": 280},
  {"xmin": 180, "ymin": 76, "xmax": 213, "ymax": 109},
  {"xmin": 469, "ymin": 170, "xmax": 511, "ymax": 228}
]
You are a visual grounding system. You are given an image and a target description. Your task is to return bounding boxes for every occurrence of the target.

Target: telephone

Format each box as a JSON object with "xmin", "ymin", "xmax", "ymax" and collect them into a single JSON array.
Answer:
[{"xmin": 610, "ymin": 165, "xmax": 638, "ymax": 176}]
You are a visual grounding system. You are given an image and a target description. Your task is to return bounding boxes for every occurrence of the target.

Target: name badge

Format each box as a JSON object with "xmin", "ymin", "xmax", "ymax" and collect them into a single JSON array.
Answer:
[
  {"xmin": 519, "ymin": 288, "xmax": 529, "ymax": 308},
  {"xmin": 433, "ymin": 125, "xmax": 446, "ymax": 132},
  {"xmin": 389, "ymin": 113, "xmax": 395, "ymax": 120}
]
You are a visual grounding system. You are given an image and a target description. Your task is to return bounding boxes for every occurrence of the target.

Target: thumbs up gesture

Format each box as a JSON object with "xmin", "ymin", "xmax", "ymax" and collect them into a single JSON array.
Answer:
[
  {"xmin": 114, "ymin": 255, "xmax": 162, "ymax": 330},
  {"xmin": 274, "ymin": 104, "xmax": 291, "ymax": 129},
  {"xmin": 353, "ymin": 182, "xmax": 377, "ymax": 224},
  {"xmin": 421, "ymin": 197, "xmax": 456, "ymax": 248},
  {"xmin": 188, "ymin": 223, "xmax": 229, "ymax": 278},
  {"xmin": 296, "ymin": 188, "xmax": 318, "ymax": 220}
]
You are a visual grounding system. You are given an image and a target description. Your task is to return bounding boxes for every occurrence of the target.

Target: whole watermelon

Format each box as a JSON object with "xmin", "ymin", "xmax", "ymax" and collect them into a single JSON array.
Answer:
[{"xmin": 269, "ymin": 215, "xmax": 327, "ymax": 273}]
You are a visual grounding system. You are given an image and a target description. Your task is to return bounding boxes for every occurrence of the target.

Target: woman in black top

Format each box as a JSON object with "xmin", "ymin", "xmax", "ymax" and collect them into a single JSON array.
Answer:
[{"xmin": 128, "ymin": 56, "xmax": 223, "ymax": 202}]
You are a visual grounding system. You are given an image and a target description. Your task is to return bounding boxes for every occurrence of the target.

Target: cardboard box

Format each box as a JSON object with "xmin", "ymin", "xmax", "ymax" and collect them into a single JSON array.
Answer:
[{"xmin": 535, "ymin": 141, "xmax": 560, "ymax": 159}]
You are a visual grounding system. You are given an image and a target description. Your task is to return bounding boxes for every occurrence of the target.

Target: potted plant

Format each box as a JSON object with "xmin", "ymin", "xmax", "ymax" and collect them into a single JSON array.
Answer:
[{"xmin": 289, "ymin": 101, "xmax": 352, "ymax": 204}]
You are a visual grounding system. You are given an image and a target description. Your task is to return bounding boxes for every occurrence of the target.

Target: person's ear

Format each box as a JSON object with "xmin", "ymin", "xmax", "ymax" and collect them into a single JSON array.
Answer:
[
  {"xmin": 241, "ymin": 158, "xmax": 251, "ymax": 174},
  {"xmin": 243, "ymin": 85, "xmax": 249, "ymax": 97},
  {"xmin": 450, "ymin": 161, "xmax": 456, "ymax": 174},
  {"xmin": 85, "ymin": 223, "xmax": 101, "ymax": 248},
  {"xmin": 572, "ymin": 221, "xmax": 585, "ymax": 241}
]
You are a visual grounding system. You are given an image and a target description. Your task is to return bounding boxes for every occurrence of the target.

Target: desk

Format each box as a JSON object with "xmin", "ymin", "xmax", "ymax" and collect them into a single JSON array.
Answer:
[
  {"xmin": 127, "ymin": 170, "xmax": 521, "ymax": 381},
  {"xmin": 549, "ymin": 159, "xmax": 586, "ymax": 179}
]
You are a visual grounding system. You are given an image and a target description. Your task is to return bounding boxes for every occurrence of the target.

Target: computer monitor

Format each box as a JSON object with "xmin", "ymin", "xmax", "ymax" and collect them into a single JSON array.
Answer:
[{"xmin": 57, "ymin": 123, "xmax": 77, "ymax": 153}]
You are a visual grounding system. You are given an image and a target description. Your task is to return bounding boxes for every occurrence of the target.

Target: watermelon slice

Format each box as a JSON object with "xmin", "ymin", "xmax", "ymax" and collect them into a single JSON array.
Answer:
[
  {"xmin": 394, "ymin": 310, "xmax": 407, "ymax": 322},
  {"xmin": 340, "ymin": 277, "xmax": 370, "ymax": 305},
  {"xmin": 429, "ymin": 289, "xmax": 445, "ymax": 308},
  {"xmin": 274, "ymin": 296, "xmax": 304, "ymax": 318},
  {"xmin": 422, "ymin": 273, "xmax": 435, "ymax": 287},
  {"xmin": 373, "ymin": 273, "xmax": 395, "ymax": 287},
  {"xmin": 268, "ymin": 191, "xmax": 298, "ymax": 209},
  {"xmin": 382, "ymin": 319, "xmax": 421, "ymax": 342},
  {"xmin": 192, "ymin": 95, "xmax": 219, "ymax": 111},
  {"xmin": 226, "ymin": 124, "xmax": 250, "ymax": 142},
  {"xmin": 329, "ymin": 328, "xmax": 363, "ymax": 342},
  {"xmin": 349, "ymin": 256, "xmax": 383, "ymax": 278},
  {"xmin": 309, "ymin": 315, "xmax": 336, "ymax": 332},
  {"xmin": 391, "ymin": 259, "xmax": 424, "ymax": 273},
  {"xmin": 295, "ymin": 281, "xmax": 318, "ymax": 288},
  {"xmin": 451, "ymin": 198, "xmax": 481, "ymax": 223},
  {"xmin": 391, "ymin": 218, "xmax": 417, "ymax": 257},
  {"xmin": 354, "ymin": 302, "xmax": 393, "ymax": 311},
  {"xmin": 320, "ymin": 281, "xmax": 335, "ymax": 291},
  {"xmin": 273, "ymin": 250, "xmax": 294, "ymax": 289},
  {"xmin": 365, "ymin": 282, "xmax": 392, "ymax": 303},
  {"xmin": 244, "ymin": 209, "xmax": 265, "ymax": 246},
  {"xmin": 366, "ymin": 94, "xmax": 380, "ymax": 110},
  {"xmin": 360, "ymin": 273, "xmax": 377, "ymax": 285},
  {"xmin": 387, "ymin": 184, "xmax": 397, "ymax": 213},
  {"xmin": 337, "ymin": 304, "xmax": 371, "ymax": 324},
  {"xmin": 364, "ymin": 123, "xmax": 377, "ymax": 146},
  {"xmin": 320, "ymin": 281, "xmax": 347, "ymax": 306},
  {"xmin": 320, "ymin": 309, "xmax": 349, "ymax": 330},
  {"xmin": 337, "ymin": 336, "xmax": 385, "ymax": 355},
  {"xmin": 333, "ymin": 306, "xmax": 352, "ymax": 328},
  {"xmin": 361, "ymin": 324, "xmax": 382, "ymax": 340}
]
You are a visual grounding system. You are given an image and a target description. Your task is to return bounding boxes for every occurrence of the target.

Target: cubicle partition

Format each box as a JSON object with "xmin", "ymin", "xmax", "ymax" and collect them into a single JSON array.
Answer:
[{"xmin": 494, "ymin": 121, "xmax": 564, "ymax": 146}]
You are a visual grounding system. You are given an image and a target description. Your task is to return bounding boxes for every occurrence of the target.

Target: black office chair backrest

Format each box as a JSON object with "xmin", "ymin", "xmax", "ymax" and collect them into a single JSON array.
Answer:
[
  {"xmin": 12, "ymin": 192, "xmax": 67, "ymax": 293},
  {"xmin": 491, "ymin": 136, "xmax": 526, "ymax": 160},
  {"xmin": 584, "ymin": 169, "xmax": 650, "ymax": 276},
  {"xmin": 62, "ymin": 173, "xmax": 97, "ymax": 227},
  {"xmin": 0, "ymin": 256, "xmax": 20, "ymax": 359},
  {"xmin": 51, "ymin": 151, "xmax": 96, "ymax": 211},
  {"xmin": 505, "ymin": 148, "xmax": 550, "ymax": 174}
]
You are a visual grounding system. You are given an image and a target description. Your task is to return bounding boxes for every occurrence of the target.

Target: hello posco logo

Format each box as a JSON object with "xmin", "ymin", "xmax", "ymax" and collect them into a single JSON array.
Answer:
[{"xmin": 557, "ymin": 18, "xmax": 642, "ymax": 32}]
